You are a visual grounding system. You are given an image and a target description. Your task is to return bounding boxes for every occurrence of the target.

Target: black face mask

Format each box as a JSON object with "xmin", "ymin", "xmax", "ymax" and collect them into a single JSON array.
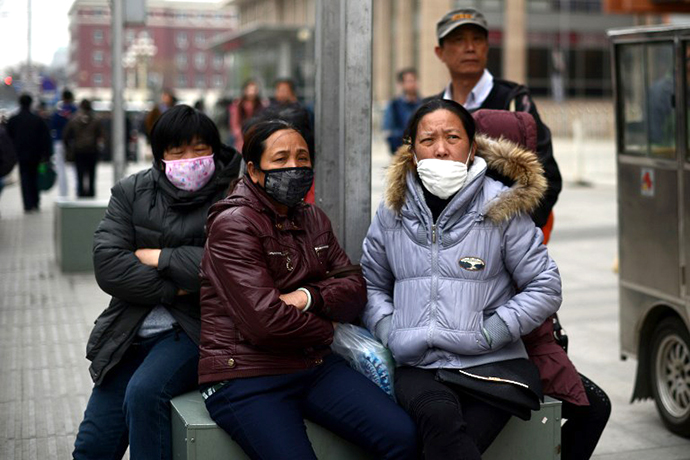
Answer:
[{"xmin": 261, "ymin": 167, "xmax": 314, "ymax": 207}]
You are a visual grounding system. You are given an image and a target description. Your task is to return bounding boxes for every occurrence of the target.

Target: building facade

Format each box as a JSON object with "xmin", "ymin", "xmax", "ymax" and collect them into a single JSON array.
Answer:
[
  {"xmin": 67, "ymin": 0, "xmax": 237, "ymax": 104},
  {"xmin": 209, "ymin": 0, "xmax": 316, "ymax": 101},
  {"xmin": 374, "ymin": 0, "xmax": 637, "ymax": 102},
  {"xmin": 210, "ymin": 0, "xmax": 636, "ymax": 108}
]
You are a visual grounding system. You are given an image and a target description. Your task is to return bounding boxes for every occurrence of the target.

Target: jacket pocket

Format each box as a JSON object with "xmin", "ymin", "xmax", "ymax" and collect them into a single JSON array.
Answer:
[
  {"xmin": 387, "ymin": 328, "xmax": 428, "ymax": 366},
  {"xmin": 310, "ymin": 230, "xmax": 330, "ymax": 267},
  {"xmin": 86, "ymin": 304, "xmax": 125, "ymax": 361}
]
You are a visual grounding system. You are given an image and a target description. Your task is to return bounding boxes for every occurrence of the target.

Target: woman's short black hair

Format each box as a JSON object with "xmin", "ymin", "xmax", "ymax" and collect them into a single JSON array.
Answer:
[
  {"xmin": 403, "ymin": 98, "xmax": 476, "ymax": 147},
  {"xmin": 242, "ymin": 119, "xmax": 308, "ymax": 168},
  {"xmin": 244, "ymin": 105, "xmax": 314, "ymax": 162},
  {"xmin": 150, "ymin": 104, "xmax": 221, "ymax": 163}
]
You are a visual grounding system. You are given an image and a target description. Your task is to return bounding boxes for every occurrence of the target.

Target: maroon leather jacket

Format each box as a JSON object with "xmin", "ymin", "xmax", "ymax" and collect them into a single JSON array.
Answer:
[
  {"xmin": 198, "ymin": 176, "xmax": 366, "ymax": 385},
  {"xmin": 474, "ymin": 109, "xmax": 588, "ymax": 406}
]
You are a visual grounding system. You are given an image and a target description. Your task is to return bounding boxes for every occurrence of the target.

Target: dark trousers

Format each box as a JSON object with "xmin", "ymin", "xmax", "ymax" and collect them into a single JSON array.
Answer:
[
  {"xmin": 73, "ymin": 328, "xmax": 199, "ymax": 460},
  {"xmin": 395, "ymin": 366, "xmax": 511, "ymax": 460},
  {"xmin": 18, "ymin": 159, "xmax": 40, "ymax": 211},
  {"xmin": 204, "ymin": 353, "xmax": 418, "ymax": 460},
  {"xmin": 561, "ymin": 374, "xmax": 611, "ymax": 460},
  {"xmin": 75, "ymin": 153, "xmax": 97, "ymax": 197}
]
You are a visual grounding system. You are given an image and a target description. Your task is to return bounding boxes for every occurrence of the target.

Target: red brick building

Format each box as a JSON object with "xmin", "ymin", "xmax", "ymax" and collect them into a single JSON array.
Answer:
[{"xmin": 68, "ymin": 0, "xmax": 237, "ymax": 103}]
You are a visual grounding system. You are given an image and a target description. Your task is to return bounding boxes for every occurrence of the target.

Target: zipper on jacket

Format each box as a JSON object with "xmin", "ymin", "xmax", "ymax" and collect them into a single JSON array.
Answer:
[{"xmin": 427, "ymin": 224, "xmax": 440, "ymax": 349}]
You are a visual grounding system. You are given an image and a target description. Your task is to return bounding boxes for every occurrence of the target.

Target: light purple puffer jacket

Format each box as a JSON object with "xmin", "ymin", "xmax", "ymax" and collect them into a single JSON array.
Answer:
[{"xmin": 361, "ymin": 136, "xmax": 562, "ymax": 369}]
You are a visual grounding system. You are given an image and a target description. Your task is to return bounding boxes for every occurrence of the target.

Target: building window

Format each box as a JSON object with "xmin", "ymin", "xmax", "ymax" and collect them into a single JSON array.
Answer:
[
  {"xmin": 177, "ymin": 74, "xmax": 188, "ymax": 87},
  {"xmin": 195, "ymin": 75, "xmax": 206, "ymax": 88},
  {"xmin": 93, "ymin": 73, "xmax": 103, "ymax": 86},
  {"xmin": 212, "ymin": 75, "xmax": 224, "ymax": 88},
  {"xmin": 93, "ymin": 50, "xmax": 104, "ymax": 66},
  {"xmin": 93, "ymin": 29, "xmax": 103, "ymax": 45},
  {"xmin": 194, "ymin": 52, "xmax": 206, "ymax": 70},
  {"xmin": 176, "ymin": 32, "xmax": 188, "ymax": 49},
  {"xmin": 212, "ymin": 54, "xmax": 224, "ymax": 70},
  {"xmin": 176, "ymin": 53, "xmax": 188, "ymax": 71},
  {"xmin": 195, "ymin": 32, "xmax": 206, "ymax": 47}
]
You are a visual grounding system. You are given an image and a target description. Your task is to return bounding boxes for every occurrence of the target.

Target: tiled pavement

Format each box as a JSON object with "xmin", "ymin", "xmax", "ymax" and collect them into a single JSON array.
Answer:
[
  {"xmin": 0, "ymin": 163, "xmax": 130, "ymax": 460},
  {"xmin": 1, "ymin": 137, "xmax": 689, "ymax": 459}
]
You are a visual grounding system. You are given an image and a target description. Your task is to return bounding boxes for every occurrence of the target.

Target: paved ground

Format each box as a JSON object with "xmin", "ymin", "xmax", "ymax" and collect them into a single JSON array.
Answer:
[{"xmin": 0, "ymin": 135, "xmax": 688, "ymax": 459}]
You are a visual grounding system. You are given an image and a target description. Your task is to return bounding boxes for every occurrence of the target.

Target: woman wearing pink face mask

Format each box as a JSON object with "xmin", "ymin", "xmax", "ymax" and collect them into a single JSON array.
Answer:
[{"xmin": 73, "ymin": 105, "xmax": 241, "ymax": 460}]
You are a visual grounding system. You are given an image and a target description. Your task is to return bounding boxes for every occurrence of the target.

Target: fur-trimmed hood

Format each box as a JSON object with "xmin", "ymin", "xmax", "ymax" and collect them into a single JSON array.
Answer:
[{"xmin": 384, "ymin": 134, "xmax": 547, "ymax": 223}]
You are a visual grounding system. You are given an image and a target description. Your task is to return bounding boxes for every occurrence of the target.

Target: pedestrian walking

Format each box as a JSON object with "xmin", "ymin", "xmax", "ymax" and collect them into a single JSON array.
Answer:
[
  {"xmin": 431, "ymin": 7, "xmax": 562, "ymax": 241},
  {"xmin": 362, "ymin": 99, "xmax": 561, "ymax": 459},
  {"xmin": 383, "ymin": 68, "xmax": 422, "ymax": 154},
  {"xmin": 198, "ymin": 119, "xmax": 418, "ymax": 460},
  {"xmin": 72, "ymin": 105, "xmax": 241, "ymax": 460},
  {"xmin": 50, "ymin": 89, "xmax": 78, "ymax": 197},
  {"xmin": 229, "ymin": 79, "xmax": 267, "ymax": 152},
  {"xmin": 0, "ymin": 112, "xmax": 17, "ymax": 199},
  {"xmin": 6, "ymin": 93, "xmax": 52, "ymax": 213},
  {"xmin": 63, "ymin": 99, "xmax": 103, "ymax": 197},
  {"xmin": 144, "ymin": 89, "xmax": 177, "ymax": 144}
]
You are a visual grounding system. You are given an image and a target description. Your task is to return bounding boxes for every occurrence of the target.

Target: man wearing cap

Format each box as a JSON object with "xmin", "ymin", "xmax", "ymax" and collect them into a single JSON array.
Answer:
[{"xmin": 434, "ymin": 7, "xmax": 562, "ymax": 241}]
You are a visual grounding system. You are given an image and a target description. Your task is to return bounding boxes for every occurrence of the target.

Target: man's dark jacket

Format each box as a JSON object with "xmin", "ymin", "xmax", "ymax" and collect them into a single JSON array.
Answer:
[
  {"xmin": 434, "ymin": 79, "xmax": 562, "ymax": 228},
  {"xmin": 86, "ymin": 147, "xmax": 241, "ymax": 385},
  {"xmin": 6, "ymin": 108, "xmax": 52, "ymax": 163}
]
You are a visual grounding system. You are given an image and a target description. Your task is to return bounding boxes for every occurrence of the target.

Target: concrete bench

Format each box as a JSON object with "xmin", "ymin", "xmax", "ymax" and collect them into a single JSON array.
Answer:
[
  {"xmin": 54, "ymin": 199, "xmax": 108, "ymax": 272},
  {"xmin": 171, "ymin": 391, "xmax": 561, "ymax": 460}
]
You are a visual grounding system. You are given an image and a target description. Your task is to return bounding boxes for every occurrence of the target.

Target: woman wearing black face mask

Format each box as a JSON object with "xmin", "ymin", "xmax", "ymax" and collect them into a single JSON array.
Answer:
[{"xmin": 197, "ymin": 120, "xmax": 418, "ymax": 460}]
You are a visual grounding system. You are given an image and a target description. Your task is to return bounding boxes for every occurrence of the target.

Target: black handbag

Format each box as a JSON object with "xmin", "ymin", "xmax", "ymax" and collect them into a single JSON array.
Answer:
[{"xmin": 435, "ymin": 358, "xmax": 543, "ymax": 421}]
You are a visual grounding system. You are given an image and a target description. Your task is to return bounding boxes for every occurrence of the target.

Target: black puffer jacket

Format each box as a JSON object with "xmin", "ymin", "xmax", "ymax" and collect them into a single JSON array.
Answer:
[{"xmin": 86, "ymin": 147, "xmax": 241, "ymax": 385}]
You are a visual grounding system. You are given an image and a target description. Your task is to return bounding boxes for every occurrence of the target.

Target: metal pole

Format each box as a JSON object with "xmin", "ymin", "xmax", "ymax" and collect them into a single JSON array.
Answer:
[
  {"xmin": 111, "ymin": 0, "xmax": 126, "ymax": 182},
  {"xmin": 314, "ymin": 0, "xmax": 372, "ymax": 262},
  {"xmin": 26, "ymin": 0, "xmax": 32, "ymax": 96}
]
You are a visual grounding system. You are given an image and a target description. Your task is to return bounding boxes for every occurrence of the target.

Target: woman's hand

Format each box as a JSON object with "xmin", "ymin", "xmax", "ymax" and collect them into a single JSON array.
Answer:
[
  {"xmin": 135, "ymin": 249, "xmax": 162, "ymax": 268},
  {"xmin": 279, "ymin": 290, "xmax": 309, "ymax": 311}
]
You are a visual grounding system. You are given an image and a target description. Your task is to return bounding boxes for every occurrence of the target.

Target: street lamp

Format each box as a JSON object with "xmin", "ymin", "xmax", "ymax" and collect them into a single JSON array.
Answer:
[{"xmin": 123, "ymin": 32, "xmax": 157, "ymax": 98}]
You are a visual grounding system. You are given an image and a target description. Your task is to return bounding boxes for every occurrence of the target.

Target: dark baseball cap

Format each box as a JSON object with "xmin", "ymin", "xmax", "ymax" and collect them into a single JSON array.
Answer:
[{"xmin": 437, "ymin": 8, "xmax": 488, "ymax": 43}]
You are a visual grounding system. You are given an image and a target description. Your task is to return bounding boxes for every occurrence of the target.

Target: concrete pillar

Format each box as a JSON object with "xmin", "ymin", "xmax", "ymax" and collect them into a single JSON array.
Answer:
[
  {"xmin": 394, "ymin": 0, "xmax": 415, "ymax": 72},
  {"xmin": 314, "ymin": 0, "xmax": 372, "ymax": 262},
  {"xmin": 278, "ymin": 40, "xmax": 291, "ymax": 77},
  {"xmin": 503, "ymin": 0, "xmax": 527, "ymax": 84},
  {"xmin": 373, "ymin": 0, "xmax": 392, "ymax": 103},
  {"xmin": 418, "ymin": 0, "xmax": 453, "ymax": 97}
]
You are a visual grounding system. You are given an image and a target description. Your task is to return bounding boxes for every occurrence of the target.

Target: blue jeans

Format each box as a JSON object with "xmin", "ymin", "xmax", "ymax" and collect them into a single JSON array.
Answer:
[
  {"xmin": 204, "ymin": 354, "xmax": 418, "ymax": 460},
  {"xmin": 73, "ymin": 328, "xmax": 199, "ymax": 460}
]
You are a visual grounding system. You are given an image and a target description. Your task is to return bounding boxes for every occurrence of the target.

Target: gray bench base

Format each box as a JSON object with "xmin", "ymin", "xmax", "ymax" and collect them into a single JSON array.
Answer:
[
  {"xmin": 54, "ymin": 199, "xmax": 109, "ymax": 272},
  {"xmin": 171, "ymin": 391, "xmax": 561, "ymax": 459}
]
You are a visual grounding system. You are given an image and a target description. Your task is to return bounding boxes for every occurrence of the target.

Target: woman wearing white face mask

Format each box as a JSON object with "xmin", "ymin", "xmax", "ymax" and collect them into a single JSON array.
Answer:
[
  {"xmin": 73, "ymin": 105, "xmax": 241, "ymax": 460},
  {"xmin": 361, "ymin": 99, "xmax": 562, "ymax": 459}
]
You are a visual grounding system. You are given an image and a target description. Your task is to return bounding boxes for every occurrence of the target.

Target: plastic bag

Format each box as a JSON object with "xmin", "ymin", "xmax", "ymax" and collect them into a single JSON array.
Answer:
[
  {"xmin": 37, "ymin": 161, "xmax": 56, "ymax": 192},
  {"xmin": 331, "ymin": 324, "xmax": 396, "ymax": 400}
]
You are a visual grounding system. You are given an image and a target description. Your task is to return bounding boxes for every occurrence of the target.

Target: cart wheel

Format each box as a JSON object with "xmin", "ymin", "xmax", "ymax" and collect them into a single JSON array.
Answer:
[{"xmin": 650, "ymin": 317, "xmax": 690, "ymax": 437}]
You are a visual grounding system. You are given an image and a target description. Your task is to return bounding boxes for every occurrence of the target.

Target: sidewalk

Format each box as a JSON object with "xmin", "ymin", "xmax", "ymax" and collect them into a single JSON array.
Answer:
[
  {"xmin": 0, "ymin": 161, "xmax": 145, "ymax": 459},
  {"xmin": 1, "ymin": 138, "xmax": 689, "ymax": 460}
]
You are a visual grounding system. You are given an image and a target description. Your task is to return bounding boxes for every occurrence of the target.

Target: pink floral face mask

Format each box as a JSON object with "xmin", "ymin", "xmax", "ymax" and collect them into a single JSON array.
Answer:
[{"xmin": 162, "ymin": 154, "xmax": 216, "ymax": 191}]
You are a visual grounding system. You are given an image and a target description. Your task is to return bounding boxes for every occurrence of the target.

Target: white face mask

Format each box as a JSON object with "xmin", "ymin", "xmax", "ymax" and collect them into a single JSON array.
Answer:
[{"xmin": 416, "ymin": 153, "xmax": 472, "ymax": 200}]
